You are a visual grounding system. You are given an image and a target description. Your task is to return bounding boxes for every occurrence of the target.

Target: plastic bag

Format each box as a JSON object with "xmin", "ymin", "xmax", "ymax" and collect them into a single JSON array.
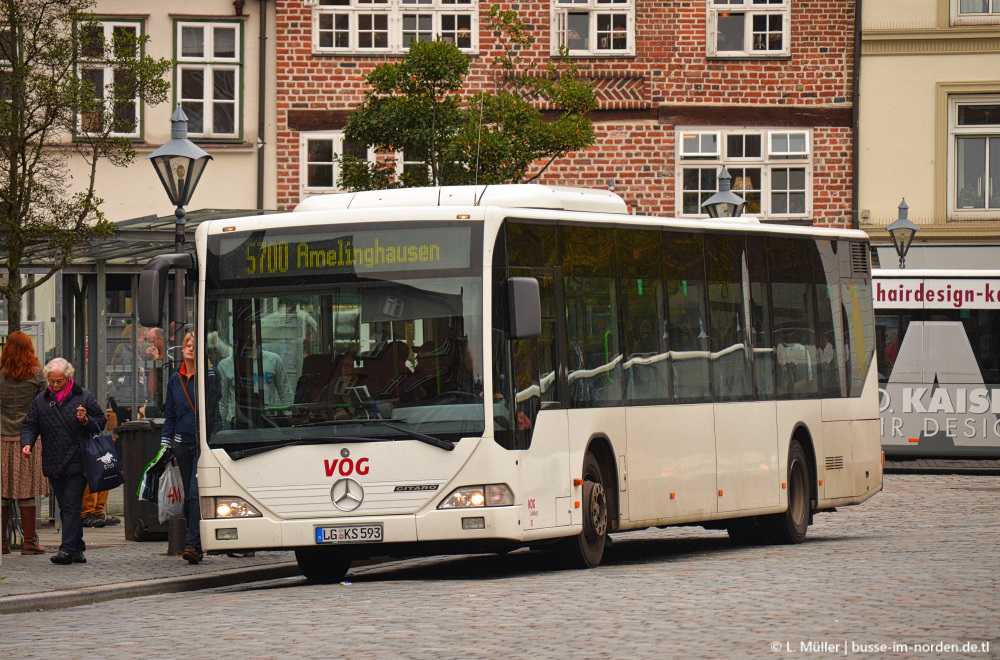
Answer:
[
  {"xmin": 157, "ymin": 459, "xmax": 185, "ymax": 523},
  {"xmin": 138, "ymin": 445, "xmax": 173, "ymax": 502}
]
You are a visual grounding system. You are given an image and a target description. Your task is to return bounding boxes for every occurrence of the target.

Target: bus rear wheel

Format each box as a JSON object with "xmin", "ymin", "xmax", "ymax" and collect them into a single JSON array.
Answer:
[
  {"xmin": 557, "ymin": 453, "xmax": 608, "ymax": 569},
  {"xmin": 762, "ymin": 439, "xmax": 811, "ymax": 544},
  {"xmin": 295, "ymin": 547, "xmax": 352, "ymax": 583}
]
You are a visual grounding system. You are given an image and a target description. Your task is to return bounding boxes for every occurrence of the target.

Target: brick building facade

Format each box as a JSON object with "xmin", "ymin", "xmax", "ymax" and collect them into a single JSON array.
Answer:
[{"xmin": 275, "ymin": 0, "xmax": 856, "ymax": 227}]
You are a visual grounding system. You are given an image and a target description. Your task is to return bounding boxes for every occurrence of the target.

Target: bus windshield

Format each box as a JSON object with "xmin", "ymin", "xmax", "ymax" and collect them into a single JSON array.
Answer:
[{"xmin": 203, "ymin": 222, "xmax": 485, "ymax": 456}]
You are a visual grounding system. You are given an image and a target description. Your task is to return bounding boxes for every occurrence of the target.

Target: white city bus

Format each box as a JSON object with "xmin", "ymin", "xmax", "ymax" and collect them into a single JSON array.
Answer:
[
  {"xmin": 873, "ymin": 268, "xmax": 1000, "ymax": 458},
  {"xmin": 140, "ymin": 185, "xmax": 882, "ymax": 581}
]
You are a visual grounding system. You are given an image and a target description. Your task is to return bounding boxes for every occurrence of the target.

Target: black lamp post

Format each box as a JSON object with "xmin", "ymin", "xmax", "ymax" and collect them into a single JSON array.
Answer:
[
  {"xmin": 147, "ymin": 105, "xmax": 212, "ymax": 341},
  {"xmin": 146, "ymin": 106, "xmax": 211, "ymax": 556},
  {"xmin": 701, "ymin": 167, "xmax": 748, "ymax": 219},
  {"xmin": 886, "ymin": 198, "xmax": 919, "ymax": 269}
]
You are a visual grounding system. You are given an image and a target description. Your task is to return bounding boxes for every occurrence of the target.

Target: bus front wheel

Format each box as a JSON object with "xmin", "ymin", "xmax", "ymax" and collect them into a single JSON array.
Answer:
[
  {"xmin": 557, "ymin": 453, "xmax": 608, "ymax": 569},
  {"xmin": 762, "ymin": 439, "xmax": 811, "ymax": 544},
  {"xmin": 295, "ymin": 547, "xmax": 352, "ymax": 583}
]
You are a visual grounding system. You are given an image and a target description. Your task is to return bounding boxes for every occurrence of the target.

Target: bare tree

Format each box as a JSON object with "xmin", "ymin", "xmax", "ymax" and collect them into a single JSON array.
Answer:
[{"xmin": 0, "ymin": 0, "xmax": 171, "ymax": 331}]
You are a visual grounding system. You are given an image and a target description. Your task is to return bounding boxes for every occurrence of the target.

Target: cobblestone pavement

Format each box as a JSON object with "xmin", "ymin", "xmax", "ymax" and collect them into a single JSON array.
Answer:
[
  {"xmin": 3, "ymin": 474, "xmax": 998, "ymax": 659},
  {"xmin": 0, "ymin": 524, "xmax": 295, "ymax": 598}
]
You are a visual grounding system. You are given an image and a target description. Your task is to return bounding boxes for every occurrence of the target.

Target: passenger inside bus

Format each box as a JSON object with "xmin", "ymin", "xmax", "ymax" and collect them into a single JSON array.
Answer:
[{"xmin": 216, "ymin": 341, "xmax": 295, "ymax": 428}]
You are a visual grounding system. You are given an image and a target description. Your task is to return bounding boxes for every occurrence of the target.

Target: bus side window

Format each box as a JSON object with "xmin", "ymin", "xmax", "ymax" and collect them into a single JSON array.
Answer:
[
  {"xmin": 618, "ymin": 228, "xmax": 668, "ymax": 405},
  {"xmin": 815, "ymin": 240, "xmax": 841, "ymax": 398},
  {"xmin": 561, "ymin": 226, "xmax": 622, "ymax": 408},
  {"xmin": 664, "ymin": 231, "xmax": 710, "ymax": 403},
  {"xmin": 705, "ymin": 234, "xmax": 753, "ymax": 402},
  {"xmin": 746, "ymin": 236, "xmax": 774, "ymax": 399}
]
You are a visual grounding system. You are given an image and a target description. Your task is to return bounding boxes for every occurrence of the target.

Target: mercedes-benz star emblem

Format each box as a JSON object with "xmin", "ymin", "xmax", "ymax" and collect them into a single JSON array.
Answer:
[{"xmin": 331, "ymin": 478, "xmax": 364, "ymax": 512}]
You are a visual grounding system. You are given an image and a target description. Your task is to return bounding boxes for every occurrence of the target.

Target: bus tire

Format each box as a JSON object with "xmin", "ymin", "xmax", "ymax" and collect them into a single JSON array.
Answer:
[
  {"xmin": 763, "ymin": 439, "xmax": 810, "ymax": 544},
  {"xmin": 295, "ymin": 547, "xmax": 352, "ymax": 583},
  {"xmin": 557, "ymin": 452, "xmax": 608, "ymax": 569}
]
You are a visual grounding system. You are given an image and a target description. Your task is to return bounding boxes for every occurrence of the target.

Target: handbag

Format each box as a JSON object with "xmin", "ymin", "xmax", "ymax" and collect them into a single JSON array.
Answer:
[
  {"xmin": 49, "ymin": 399, "xmax": 125, "ymax": 492},
  {"xmin": 157, "ymin": 458, "xmax": 185, "ymax": 523}
]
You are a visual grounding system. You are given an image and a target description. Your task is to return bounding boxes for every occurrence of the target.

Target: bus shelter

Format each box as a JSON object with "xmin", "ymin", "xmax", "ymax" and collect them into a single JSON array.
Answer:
[{"xmin": 1, "ymin": 209, "xmax": 269, "ymax": 423}]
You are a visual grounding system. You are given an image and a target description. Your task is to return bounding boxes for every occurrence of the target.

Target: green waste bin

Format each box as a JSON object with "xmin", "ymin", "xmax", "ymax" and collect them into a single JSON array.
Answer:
[{"xmin": 119, "ymin": 419, "xmax": 169, "ymax": 541}]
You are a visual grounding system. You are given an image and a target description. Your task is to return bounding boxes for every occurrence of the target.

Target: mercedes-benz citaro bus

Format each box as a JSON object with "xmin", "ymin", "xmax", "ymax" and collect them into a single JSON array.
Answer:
[
  {"xmin": 138, "ymin": 185, "xmax": 882, "ymax": 582},
  {"xmin": 873, "ymin": 268, "xmax": 1000, "ymax": 458}
]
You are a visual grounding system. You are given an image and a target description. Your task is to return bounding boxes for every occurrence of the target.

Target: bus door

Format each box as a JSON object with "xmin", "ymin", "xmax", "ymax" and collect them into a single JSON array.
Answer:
[
  {"xmin": 712, "ymin": 235, "xmax": 778, "ymax": 513},
  {"xmin": 494, "ymin": 264, "xmax": 573, "ymax": 531}
]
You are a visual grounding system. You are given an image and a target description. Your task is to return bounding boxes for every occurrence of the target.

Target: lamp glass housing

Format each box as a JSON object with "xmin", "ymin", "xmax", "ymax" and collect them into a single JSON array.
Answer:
[
  {"xmin": 885, "ymin": 215, "xmax": 919, "ymax": 264},
  {"xmin": 150, "ymin": 154, "xmax": 211, "ymax": 208}
]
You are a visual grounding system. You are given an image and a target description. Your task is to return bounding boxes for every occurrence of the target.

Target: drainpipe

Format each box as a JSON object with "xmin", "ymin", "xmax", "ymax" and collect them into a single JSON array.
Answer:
[
  {"xmin": 851, "ymin": 0, "xmax": 862, "ymax": 230},
  {"xmin": 257, "ymin": 0, "xmax": 268, "ymax": 210}
]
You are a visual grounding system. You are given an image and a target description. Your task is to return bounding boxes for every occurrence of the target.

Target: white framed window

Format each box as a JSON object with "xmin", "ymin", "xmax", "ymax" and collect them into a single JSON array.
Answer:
[
  {"xmin": 553, "ymin": 0, "xmax": 635, "ymax": 56},
  {"xmin": 768, "ymin": 131, "xmax": 809, "ymax": 157},
  {"xmin": 176, "ymin": 21, "xmax": 241, "ymax": 139},
  {"xmin": 77, "ymin": 20, "xmax": 143, "ymax": 137},
  {"xmin": 680, "ymin": 132, "xmax": 721, "ymax": 157},
  {"xmin": 707, "ymin": 0, "xmax": 790, "ymax": 58},
  {"xmin": 952, "ymin": 0, "xmax": 1000, "ymax": 25},
  {"xmin": 676, "ymin": 128, "xmax": 811, "ymax": 220},
  {"xmin": 300, "ymin": 131, "xmax": 375, "ymax": 194},
  {"xmin": 314, "ymin": 0, "xmax": 477, "ymax": 54},
  {"xmin": 948, "ymin": 95, "xmax": 1000, "ymax": 216}
]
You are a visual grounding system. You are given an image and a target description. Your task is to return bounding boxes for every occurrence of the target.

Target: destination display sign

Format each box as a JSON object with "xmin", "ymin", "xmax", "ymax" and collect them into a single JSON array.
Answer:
[
  {"xmin": 216, "ymin": 226, "xmax": 472, "ymax": 282},
  {"xmin": 874, "ymin": 277, "xmax": 1000, "ymax": 310}
]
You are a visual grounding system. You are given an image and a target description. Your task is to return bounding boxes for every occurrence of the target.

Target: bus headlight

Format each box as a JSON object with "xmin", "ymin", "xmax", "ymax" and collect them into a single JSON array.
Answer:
[
  {"xmin": 201, "ymin": 497, "xmax": 262, "ymax": 519},
  {"xmin": 438, "ymin": 484, "xmax": 514, "ymax": 509}
]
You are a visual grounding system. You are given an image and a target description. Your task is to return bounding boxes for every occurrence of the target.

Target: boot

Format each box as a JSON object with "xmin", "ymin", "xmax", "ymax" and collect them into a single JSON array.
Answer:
[
  {"xmin": 19, "ymin": 504, "xmax": 46, "ymax": 555},
  {"xmin": 1, "ymin": 503, "xmax": 9, "ymax": 554}
]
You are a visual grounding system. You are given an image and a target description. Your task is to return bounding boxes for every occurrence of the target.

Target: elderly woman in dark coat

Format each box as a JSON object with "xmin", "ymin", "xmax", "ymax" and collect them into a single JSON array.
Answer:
[{"xmin": 21, "ymin": 358, "xmax": 106, "ymax": 565}]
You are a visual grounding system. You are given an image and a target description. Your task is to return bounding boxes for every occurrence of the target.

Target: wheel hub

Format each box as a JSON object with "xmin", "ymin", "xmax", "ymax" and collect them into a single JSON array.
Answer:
[{"xmin": 587, "ymin": 481, "xmax": 607, "ymax": 538}]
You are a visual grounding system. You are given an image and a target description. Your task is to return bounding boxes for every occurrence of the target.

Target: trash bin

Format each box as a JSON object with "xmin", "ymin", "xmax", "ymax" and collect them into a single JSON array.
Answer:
[{"xmin": 119, "ymin": 419, "xmax": 169, "ymax": 541}]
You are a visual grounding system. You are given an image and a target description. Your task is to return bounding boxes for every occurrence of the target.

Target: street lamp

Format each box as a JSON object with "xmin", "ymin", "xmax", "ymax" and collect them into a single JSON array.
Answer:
[
  {"xmin": 701, "ymin": 167, "xmax": 747, "ymax": 219},
  {"xmin": 146, "ymin": 105, "xmax": 211, "ymax": 557},
  {"xmin": 886, "ymin": 198, "xmax": 919, "ymax": 269},
  {"xmin": 147, "ymin": 105, "xmax": 212, "ymax": 339}
]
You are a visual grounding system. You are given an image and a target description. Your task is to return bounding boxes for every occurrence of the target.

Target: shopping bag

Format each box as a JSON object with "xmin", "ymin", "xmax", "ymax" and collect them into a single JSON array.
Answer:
[
  {"xmin": 157, "ymin": 459, "xmax": 185, "ymax": 523},
  {"xmin": 138, "ymin": 445, "xmax": 173, "ymax": 502},
  {"xmin": 139, "ymin": 468, "xmax": 160, "ymax": 503},
  {"xmin": 80, "ymin": 432, "xmax": 125, "ymax": 493}
]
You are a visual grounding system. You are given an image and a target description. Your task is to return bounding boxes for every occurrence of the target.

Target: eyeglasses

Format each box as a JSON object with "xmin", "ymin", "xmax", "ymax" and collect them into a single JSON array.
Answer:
[{"xmin": 47, "ymin": 377, "xmax": 68, "ymax": 385}]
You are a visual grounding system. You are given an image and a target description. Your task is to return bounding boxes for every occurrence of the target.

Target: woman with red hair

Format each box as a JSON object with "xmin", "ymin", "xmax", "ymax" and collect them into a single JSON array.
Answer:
[{"xmin": 1, "ymin": 331, "xmax": 48, "ymax": 554}]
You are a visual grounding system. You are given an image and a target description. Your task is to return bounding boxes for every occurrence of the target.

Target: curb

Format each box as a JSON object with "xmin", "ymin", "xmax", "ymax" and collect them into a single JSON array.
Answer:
[
  {"xmin": 0, "ymin": 562, "xmax": 301, "ymax": 615},
  {"xmin": 884, "ymin": 460, "xmax": 1000, "ymax": 476},
  {"xmin": 884, "ymin": 465, "xmax": 1000, "ymax": 476}
]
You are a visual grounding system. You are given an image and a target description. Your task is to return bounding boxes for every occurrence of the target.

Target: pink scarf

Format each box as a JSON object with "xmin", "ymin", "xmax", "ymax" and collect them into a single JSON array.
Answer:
[{"xmin": 51, "ymin": 378, "xmax": 74, "ymax": 406}]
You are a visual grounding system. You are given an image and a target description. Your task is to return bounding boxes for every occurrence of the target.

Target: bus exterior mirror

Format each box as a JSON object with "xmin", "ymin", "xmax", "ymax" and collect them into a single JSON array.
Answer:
[
  {"xmin": 138, "ymin": 253, "xmax": 194, "ymax": 327},
  {"xmin": 507, "ymin": 277, "xmax": 541, "ymax": 339}
]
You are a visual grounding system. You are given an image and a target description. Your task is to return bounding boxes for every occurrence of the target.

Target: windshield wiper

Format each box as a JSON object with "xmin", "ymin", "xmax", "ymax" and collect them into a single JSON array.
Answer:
[
  {"xmin": 298, "ymin": 418, "xmax": 454, "ymax": 451},
  {"xmin": 376, "ymin": 421, "xmax": 455, "ymax": 451},
  {"xmin": 228, "ymin": 420, "xmax": 454, "ymax": 459},
  {"xmin": 298, "ymin": 418, "xmax": 408, "ymax": 428},
  {"xmin": 230, "ymin": 436, "xmax": 372, "ymax": 460}
]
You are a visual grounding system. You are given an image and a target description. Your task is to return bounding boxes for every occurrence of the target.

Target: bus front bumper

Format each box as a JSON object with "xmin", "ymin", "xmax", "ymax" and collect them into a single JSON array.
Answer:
[{"xmin": 201, "ymin": 504, "xmax": 529, "ymax": 553}]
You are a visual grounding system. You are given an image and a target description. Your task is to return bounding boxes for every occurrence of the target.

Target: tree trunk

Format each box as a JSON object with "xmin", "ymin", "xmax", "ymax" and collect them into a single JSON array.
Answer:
[{"xmin": 4, "ymin": 275, "xmax": 22, "ymax": 334}]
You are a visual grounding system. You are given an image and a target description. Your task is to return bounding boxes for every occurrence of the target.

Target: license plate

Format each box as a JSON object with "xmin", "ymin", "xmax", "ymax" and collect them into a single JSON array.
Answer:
[{"xmin": 315, "ymin": 524, "xmax": 383, "ymax": 544}]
